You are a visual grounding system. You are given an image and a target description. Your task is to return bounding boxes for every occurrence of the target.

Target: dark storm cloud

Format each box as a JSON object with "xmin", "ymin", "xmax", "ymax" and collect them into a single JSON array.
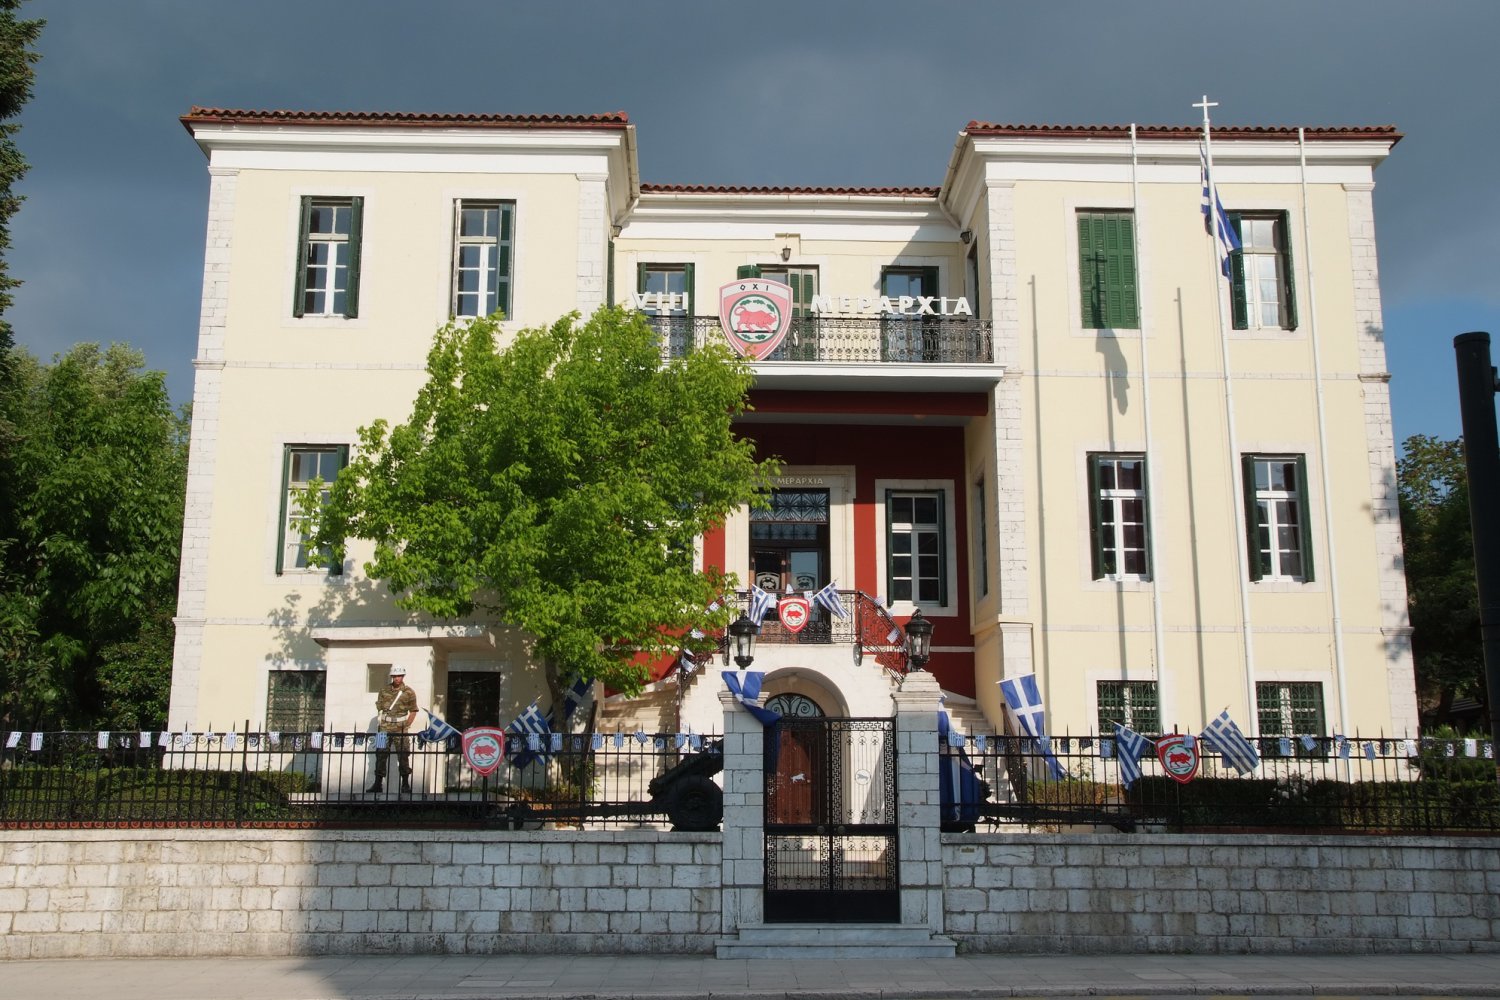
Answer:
[{"xmin": 9, "ymin": 0, "xmax": 1498, "ymax": 442}]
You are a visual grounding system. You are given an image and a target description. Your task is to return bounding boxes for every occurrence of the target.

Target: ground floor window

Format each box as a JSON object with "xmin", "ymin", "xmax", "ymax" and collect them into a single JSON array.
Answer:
[
  {"xmin": 1096, "ymin": 680, "xmax": 1159, "ymax": 735},
  {"xmin": 1257, "ymin": 681, "xmax": 1326, "ymax": 741},
  {"xmin": 447, "ymin": 671, "xmax": 502, "ymax": 730},
  {"xmin": 265, "ymin": 670, "xmax": 326, "ymax": 731}
]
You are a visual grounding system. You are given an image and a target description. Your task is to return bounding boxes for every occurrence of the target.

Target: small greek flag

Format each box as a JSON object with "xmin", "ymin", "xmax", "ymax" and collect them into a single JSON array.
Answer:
[
  {"xmin": 97, "ymin": 732, "xmax": 110, "ymax": 749},
  {"xmin": 1200, "ymin": 710, "xmax": 1260, "ymax": 775},
  {"xmin": 1112, "ymin": 722, "xmax": 1152, "ymax": 790},
  {"xmin": 1201, "ymin": 147, "xmax": 1241, "ymax": 278},
  {"xmin": 748, "ymin": 585, "xmax": 776, "ymax": 626},
  {"xmin": 507, "ymin": 700, "xmax": 551, "ymax": 768},
  {"xmin": 417, "ymin": 710, "xmax": 461, "ymax": 748},
  {"xmin": 812, "ymin": 581, "xmax": 848, "ymax": 620}
]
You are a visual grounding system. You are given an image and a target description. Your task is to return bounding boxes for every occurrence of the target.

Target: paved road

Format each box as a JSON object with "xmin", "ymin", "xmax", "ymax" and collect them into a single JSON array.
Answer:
[{"xmin": 8, "ymin": 952, "xmax": 1500, "ymax": 999}]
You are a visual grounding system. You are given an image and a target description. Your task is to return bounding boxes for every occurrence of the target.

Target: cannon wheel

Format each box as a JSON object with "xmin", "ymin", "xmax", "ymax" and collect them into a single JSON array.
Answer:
[{"xmin": 666, "ymin": 775, "xmax": 722, "ymax": 831}]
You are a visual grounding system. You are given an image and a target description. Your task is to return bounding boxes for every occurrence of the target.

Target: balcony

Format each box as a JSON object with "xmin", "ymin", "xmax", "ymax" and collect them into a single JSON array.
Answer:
[
  {"xmin": 709, "ymin": 589, "xmax": 912, "ymax": 676},
  {"xmin": 648, "ymin": 316, "xmax": 993, "ymax": 365}
]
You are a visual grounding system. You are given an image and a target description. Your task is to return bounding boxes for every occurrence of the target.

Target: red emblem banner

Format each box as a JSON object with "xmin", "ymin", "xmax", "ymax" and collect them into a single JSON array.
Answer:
[
  {"xmin": 718, "ymin": 279, "xmax": 794, "ymax": 360},
  {"xmin": 461, "ymin": 726, "xmax": 506, "ymax": 777},
  {"xmin": 1154, "ymin": 733, "xmax": 1201, "ymax": 784},
  {"xmin": 778, "ymin": 596, "xmax": 811, "ymax": 633}
]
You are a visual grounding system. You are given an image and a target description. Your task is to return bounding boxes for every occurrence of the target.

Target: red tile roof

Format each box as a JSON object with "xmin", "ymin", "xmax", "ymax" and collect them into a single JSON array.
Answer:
[
  {"xmin": 965, "ymin": 123, "xmax": 1401, "ymax": 143},
  {"xmin": 640, "ymin": 183, "xmax": 940, "ymax": 197},
  {"xmin": 182, "ymin": 108, "xmax": 630, "ymax": 129}
]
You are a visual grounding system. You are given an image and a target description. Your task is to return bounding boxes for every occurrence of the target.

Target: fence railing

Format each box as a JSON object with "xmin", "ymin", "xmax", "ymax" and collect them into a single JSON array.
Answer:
[
  {"xmin": 950, "ymin": 731, "xmax": 1500, "ymax": 834},
  {"xmin": 648, "ymin": 315, "xmax": 994, "ymax": 364},
  {"xmin": 0, "ymin": 730, "xmax": 721, "ymax": 830}
]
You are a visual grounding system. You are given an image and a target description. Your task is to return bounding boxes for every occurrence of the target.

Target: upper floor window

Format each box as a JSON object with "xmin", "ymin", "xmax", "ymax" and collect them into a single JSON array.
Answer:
[
  {"xmin": 744, "ymin": 264, "xmax": 818, "ymax": 315},
  {"xmin": 1243, "ymin": 455, "xmax": 1313, "ymax": 582},
  {"xmin": 1097, "ymin": 680, "xmax": 1160, "ymax": 735},
  {"xmin": 294, "ymin": 197, "xmax": 362, "ymax": 318},
  {"xmin": 452, "ymin": 200, "xmax": 514, "ymax": 318},
  {"xmin": 637, "ymin": 263, "xmax": 694, "ymax": 315},
  {"xmin": 972, "ymin": 476, "xmax": 989, "ymax": 598},
  {"xmin": 1088, "ymin": 454, "xmax": 1150, "ymax": 580},
  {"xmin": 887, "ymin": 490, "xmax": 946, "ymax": 606},
  {"xmin": 277, "ymin": 445, "xmax": 348, "ymax": 575},
  {"xmin": 1077, "ymin": 210, "xmax": 1138, "ymax": 329},
  {"xmin": 1229, "ymin": 212, "xmax": 1298, "ymax": 331}
]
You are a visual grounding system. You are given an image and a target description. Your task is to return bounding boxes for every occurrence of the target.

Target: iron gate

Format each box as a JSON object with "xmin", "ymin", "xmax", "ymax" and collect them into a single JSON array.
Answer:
[{"xmin": 763, "ymin": 717, "xmax": 898, "ymax": 923}]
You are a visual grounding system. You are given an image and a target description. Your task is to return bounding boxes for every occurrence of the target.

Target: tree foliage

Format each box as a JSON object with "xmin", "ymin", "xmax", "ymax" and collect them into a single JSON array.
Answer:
[
  {"xmin": 1397, "ymin": 434, "xmax": 1484, "ymax": 726},
  {"xmin": 307, "ymin": 309, "xmax": 778, "ymax": 707},
  {"xmin": 0, "ymin": 0, "xmax": 41, "ymax": 354},
  {"xmin": 0, "ymin": 344, "xmax": 189, "ymax": 729}
]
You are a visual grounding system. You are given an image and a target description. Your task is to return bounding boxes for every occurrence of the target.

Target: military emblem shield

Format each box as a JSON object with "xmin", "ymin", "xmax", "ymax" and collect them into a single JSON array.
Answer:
[
  {"xmin": 778, "ymin": 596, "xmax": 811, "ymax": 633},
  {"xmin": 718, "ymin": 279, "xmax": 795, "ymax": 359},
  {"xmin": 461, "ymin": 726, "xmax": 507, "ymax": 777},
  {"xmin": 1154, "ymin": 733, "xmax": 1201, "ymax": 784}
]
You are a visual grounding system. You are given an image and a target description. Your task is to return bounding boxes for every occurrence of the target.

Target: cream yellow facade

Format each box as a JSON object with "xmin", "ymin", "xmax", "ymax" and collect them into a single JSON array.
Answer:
[{"xmin": 172, "ymin": 110, "xmax": 1414, "ymax": 748}]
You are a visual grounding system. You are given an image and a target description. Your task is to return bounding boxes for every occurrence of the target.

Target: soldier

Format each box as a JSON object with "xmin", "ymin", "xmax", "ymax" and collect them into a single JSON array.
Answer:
[{"xmin": 369, "ymin": 666, "xmax": 418, "ymax": 793}]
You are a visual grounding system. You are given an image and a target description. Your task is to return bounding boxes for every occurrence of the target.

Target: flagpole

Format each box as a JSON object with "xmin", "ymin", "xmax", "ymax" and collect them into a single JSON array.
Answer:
[
  {"xmin": 1130, "ymin": 123, "xmax": 1171, "ymax": 731},
  {"xmin": 1195, "ymin": 95, "xmax": 1259, "ymax": 735},
  {"xmin": 1297, "ymin": 126, "xmax": 1352, "ymax": 733}
]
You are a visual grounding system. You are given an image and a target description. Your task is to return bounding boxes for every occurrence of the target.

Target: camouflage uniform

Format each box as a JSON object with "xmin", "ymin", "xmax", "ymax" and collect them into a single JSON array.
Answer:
[{"xmin": 370, "ymin": 682, "xmax": 418, "ymax": 791}]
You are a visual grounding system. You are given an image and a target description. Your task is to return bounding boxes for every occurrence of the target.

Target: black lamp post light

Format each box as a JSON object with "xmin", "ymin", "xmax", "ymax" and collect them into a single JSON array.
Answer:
[
  {"xmin": 904, "ymin": 608, "xmax": 933, "ymax": 671},
  {"xmin": 727, "ymin": 612, "xmax": 760, "ymax": 669}
]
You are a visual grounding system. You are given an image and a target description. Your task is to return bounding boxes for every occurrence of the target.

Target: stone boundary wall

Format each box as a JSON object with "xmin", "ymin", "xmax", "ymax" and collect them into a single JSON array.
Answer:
[
  {"xmin": 943, "ymin": 833, "xmax": 1500, "ymax": 954},
  {"xmin": 0, "ymin": 829, "xmax": 721, "ymax": 959}
]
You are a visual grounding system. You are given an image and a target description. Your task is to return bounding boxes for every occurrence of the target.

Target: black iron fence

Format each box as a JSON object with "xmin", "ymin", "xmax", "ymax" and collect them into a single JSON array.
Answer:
[
  {"xmin": 0, "ymin": 730, "xmax": 722, "ymax": 830},
  {"xmin": 649, "ymin": 316, "xmax": 994, "ymax": 364},
  {"xmin": 950, "ymin": 731, "xmax": 1500, "ymax": 834}
]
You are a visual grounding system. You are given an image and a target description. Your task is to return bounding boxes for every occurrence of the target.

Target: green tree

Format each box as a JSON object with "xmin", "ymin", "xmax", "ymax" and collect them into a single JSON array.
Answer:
[
  {"xmin": 0, "ymin": 0, "xmax": 41, "ymax": 355},
  {"xmin": 0, "ymin": 344, "xmax": 189, "ymax": 729},
  {"xmin": 306, "ymin": 309, "xmax": 777, "ymax": 712},
  {"xmin": 1398, "ymin": 434, "xmax": 1485, "ymax": 727}
]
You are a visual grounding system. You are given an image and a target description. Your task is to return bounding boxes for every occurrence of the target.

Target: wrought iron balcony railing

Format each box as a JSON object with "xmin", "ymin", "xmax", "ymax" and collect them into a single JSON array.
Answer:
[{"xmin": 647, "ymin": 315, "xmax": 993, "ymax": 364}]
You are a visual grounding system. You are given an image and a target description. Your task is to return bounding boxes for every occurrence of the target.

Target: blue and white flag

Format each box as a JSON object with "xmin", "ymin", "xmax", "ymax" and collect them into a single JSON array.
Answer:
[
  {"xmin": 507, "ymin": 700, "xmax": 551, "ymax": 768},
  {"xmin": 1112, "ymin": 722, "xmax": 1152, "ymax": 790},
  {"xmin": 812, "ymin": 581, "xmax": 848, "ymax": 620},
  {"xmin": 1200, "ymin": 147, "xmax": 1241, "ymax": 278},
  {"xmin": 1200, "ymin": 709, "xmax": 1260, "ymax": 775},
  {"xmin": 417, "ymin": 710, "xmax": 461, "ymax": 748},
  {"xmin": 998, "ymin": 673, "xmax": 1066, "ymax": 780},
  {"xmin": 722, "ymin": 670, "xmax": 781, "ymax": 727},
  {"xmin": 748, "ymin": 585, "xmax": 776, "ymax": 626},
  {"xmin": 678, "ymin": 646, "xmax": 699, "ymax": 675},
  {"xmin": 554, "ymin": 677, "xmax": 592, "ymax": 727}
]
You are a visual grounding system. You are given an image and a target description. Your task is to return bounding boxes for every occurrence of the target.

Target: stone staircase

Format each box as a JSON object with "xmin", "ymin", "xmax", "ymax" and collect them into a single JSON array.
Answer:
[{"xmin": 715, "ymin": 923, "xmax": 957, "ymax": 959}]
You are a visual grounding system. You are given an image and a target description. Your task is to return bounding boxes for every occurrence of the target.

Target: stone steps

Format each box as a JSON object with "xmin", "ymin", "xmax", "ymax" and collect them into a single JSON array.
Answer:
[{"xmin": 715, "ymin": 922, "xmax": 957, "ymax": 959}]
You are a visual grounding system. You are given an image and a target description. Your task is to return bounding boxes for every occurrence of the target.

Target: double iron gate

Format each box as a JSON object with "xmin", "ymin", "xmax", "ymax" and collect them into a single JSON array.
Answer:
[{"xmin": 763, "ymin": 718, "xmax": 898, "ymax": 923}]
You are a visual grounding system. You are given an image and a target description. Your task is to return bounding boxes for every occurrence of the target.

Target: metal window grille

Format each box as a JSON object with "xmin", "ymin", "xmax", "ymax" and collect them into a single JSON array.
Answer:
[
  {"xmin": 1096, "ymin": 680, "xmax": 1160, "ymax": 735},
  {"xmin": 265, "ymin": 671, "xmax": 326, "ymax": 732}
]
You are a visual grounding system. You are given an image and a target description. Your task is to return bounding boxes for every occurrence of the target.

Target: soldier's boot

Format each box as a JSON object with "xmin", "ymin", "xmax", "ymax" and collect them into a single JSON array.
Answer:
[
  {"xmin": 400, "ymin": 775, "xmax": 412, "ymax": 794},
  {"xmin": 367, "ymin": 777, "xmax": 384, "ymax": 793}
]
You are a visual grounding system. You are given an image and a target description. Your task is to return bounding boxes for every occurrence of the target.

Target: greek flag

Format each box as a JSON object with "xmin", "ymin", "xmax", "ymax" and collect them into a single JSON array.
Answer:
[
  {"xmin": 812, "ymin": 581, "xmax": 848, "ymax": 620},
  {"xmin": 507, "ymin": 700, "xmax": 551, "ymax": 768},
  {"xmin": 1112, "ymin": 722, "xmax": 1152, "ymax": 790},
  {"xmin": 417, "ymin": 710, "xmax": 461, "ymax": 749},
  {"xmin": 998, "ymin": 673, "xmax": 1065, "ymax": 780},
  {"xmin": 748, "ymin": 585, "xmax": 776, "ymax": 626},
  {"xmin": 1200, "ymin": 709, "xmax": 1260, "ymax": 775},
  {"xmin": 722, "ymin": 670, "xmax": 781, "ymax": 727},
  {"xmin": 937, "ymin": 711, "xmax": 987, "ymax": 826},
  {"xmin": 1201, "ymin": 147, "xmax": 1241, "ymax": 278},
  {"xmin": 554, "ymin": 677, "xmax": 592, "ymax": 727}
]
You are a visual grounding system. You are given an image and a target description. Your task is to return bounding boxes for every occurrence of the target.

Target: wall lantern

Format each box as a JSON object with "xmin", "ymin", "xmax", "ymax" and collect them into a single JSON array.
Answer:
[
  {"xmin": 727, "ymin": 613, "xmax": 760, "ymax": 669},
  {"xmin": 904, "ymin": 609, "xmax": 933, "ymax": 670}
]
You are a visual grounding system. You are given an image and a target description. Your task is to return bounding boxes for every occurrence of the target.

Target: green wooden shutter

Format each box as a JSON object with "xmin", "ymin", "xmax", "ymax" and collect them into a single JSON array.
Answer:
[
  {"xmin": 328, "ymin": 445, "xmax": 350, "ymax": 576},
  {"xmin": 498, "ymin": 202, "xmax": 514, "ymax": 318},
  {"xmin": 736, "ymin": 264, "xmax": 761, "ymax": 280},
  {"xmin": 275, "ymin": 446, "xmax": 293, "ymax": 575},
  {"xmin": 606, "ymin": 239, "xmax": 615, "ymax": 306},
  {"xmin": 1087, "ymin": 455, "xmax": 1104, "ymax": 579},
  {"xmin": 684, "ymin": 263, "xmax": 696, "ymax": 317},
  {"xmin": 1104, "ymin": 214, "xmax": 1138, "ymax": 328},
  {"xmin": 1228, "ymin": 213, "xmax": 1249, "ymax": 330},
  {"xmin": 1078, "ymin": 214, "xmax": 1101, "ymax": 328},
  {"xmin": 1295, "ymin": 454, "xmax": 1313, "ymax": 581},
  {"xmin": 921, "ymin": 266, "xmax": 939, "ymax": 296},
  {"xmin": 636, "ymin": 262, "xmax": 649, "ymax": 295},
  {"xmin": 344, "ymin": 197, "xmax": 364, "ymax": 318},
  {"xmin": 1242, "ymin": 455, "xmax": 1266, "ymax": 582},
  {"xmin": 1278, "ymin": 211, "xmax": 1298, "ymax": 330},
  {"xmin": 292, "ymin": 197, "xmax": 312, "ymax": 318}
]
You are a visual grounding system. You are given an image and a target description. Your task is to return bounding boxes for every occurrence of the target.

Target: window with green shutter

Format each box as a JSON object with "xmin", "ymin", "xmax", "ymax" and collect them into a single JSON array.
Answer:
[
  {"xmin": 1077, "ymin": 211, "xmax": 1138, "ymax": 329},
  {"xmin": 450, "ymin": 200, "xmax": 514, "ymax": 319},
  {"xmin": 1257, "ymin": 681, "xmax": 1326, "ymax": 749},
  {"xmin": 1096, "ymin": 681, "xmax": 1160, "ymax": 734},
  {"xmin": 757, "ymin": 265, "xmax": 818, "ymax": 360},
  {"xmin": 276, "ymin": 444, "xmax": 349, "ymax": 575},
  {"xmin": 1228, "ymin": 211, "xmax": 1297, "ymax": 331},
  {"xmin": 266, "ymin": 670, "xmax": 327, "ymax": 731},
  {"xmin": 294, "ymin": 196, "xmax": 363, "ymax": 318},
  {"xmin": 1242, "ymin": 454, "xmax": 1313, "ymax": 582},
  {"xmin": 1088, "ymin": 454, "xmax": 1151, "ymax": 580}
]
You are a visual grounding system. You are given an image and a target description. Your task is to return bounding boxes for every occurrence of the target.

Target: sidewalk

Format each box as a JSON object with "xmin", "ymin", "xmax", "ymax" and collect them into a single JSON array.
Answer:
[{"xmin": 9, "ymin": 952, "xmax": 1500, "ymax": 999}]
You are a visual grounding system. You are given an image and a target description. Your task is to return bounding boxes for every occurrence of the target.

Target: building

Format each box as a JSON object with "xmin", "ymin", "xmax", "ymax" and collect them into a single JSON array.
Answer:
[{"xmin": 170, "ymin": 108, "xmax": 1416, "ymax": 762}]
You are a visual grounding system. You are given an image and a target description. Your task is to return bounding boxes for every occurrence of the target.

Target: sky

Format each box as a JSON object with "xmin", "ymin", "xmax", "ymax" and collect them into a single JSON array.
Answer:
[{"xmin": 8, "ymin": 0, "xmax": 1499, "ymax": 447}]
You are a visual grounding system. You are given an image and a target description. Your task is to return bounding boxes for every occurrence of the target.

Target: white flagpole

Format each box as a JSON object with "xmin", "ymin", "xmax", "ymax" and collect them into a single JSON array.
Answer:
[
  {"xmin": 1194, "ymin": 94, "xmax": 1259, "ymax": 734},
  {"xmin": 1297, "ymin": 126, "xmax": 1351, "ymax": 732},
  {"xmin": 1130, "ymin": 123, "xmax": 1171, "ymax": 730}
]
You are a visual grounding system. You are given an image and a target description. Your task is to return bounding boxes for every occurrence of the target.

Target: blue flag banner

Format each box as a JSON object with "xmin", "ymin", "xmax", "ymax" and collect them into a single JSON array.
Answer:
[
  {"xmin": 1112, "ymin": 722, "xmax": 1152, "ymax": 790},
  {"xmin": 1200, "ymin": 147, "xmax": 1242, "ymax": 278},
  {"xmin": 998, "ymin": 673, "xmax": 1066, "ymax": 779},
  {"xmin": 1200, "ymin": 709, "xmax": 1260, "ymax": 775},
  {"xmin": 812, "ymin": 581, "xmax": 848, "ymax": 620},
  {"xmin": 722, "ymin": 670, "xmax": 782, "ymax": 726}
]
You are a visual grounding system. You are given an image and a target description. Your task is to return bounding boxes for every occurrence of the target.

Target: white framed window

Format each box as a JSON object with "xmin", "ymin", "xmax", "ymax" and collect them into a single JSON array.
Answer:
[
  {"xmin": 451, "ymin": 200, "xmax": 514, "ymax": 318},
  {"xmin": 1088, "ymin": 454, "xmax": 1150, "ymax": 580},
  {"xmin": 1243, "ymin": 455, "xmax": 1313, "ymax": 582},
  {"xmin": 886, "ymin": 490, "xmax": 946, "ymax": 606},
  {"xmin": 972, "ymin": 476, "xmax": 988, "ymax": 598},
  {"xmin": 277, "ymin": 445, "xmax": 348, "ymax": 575},
  {"xmin": 1229, "ymin": 211, "xmax": 1298, "ymax": 331},
  {"xmin": 294, "ymin": 197, "xmax": 362, "ymax": 318}
]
